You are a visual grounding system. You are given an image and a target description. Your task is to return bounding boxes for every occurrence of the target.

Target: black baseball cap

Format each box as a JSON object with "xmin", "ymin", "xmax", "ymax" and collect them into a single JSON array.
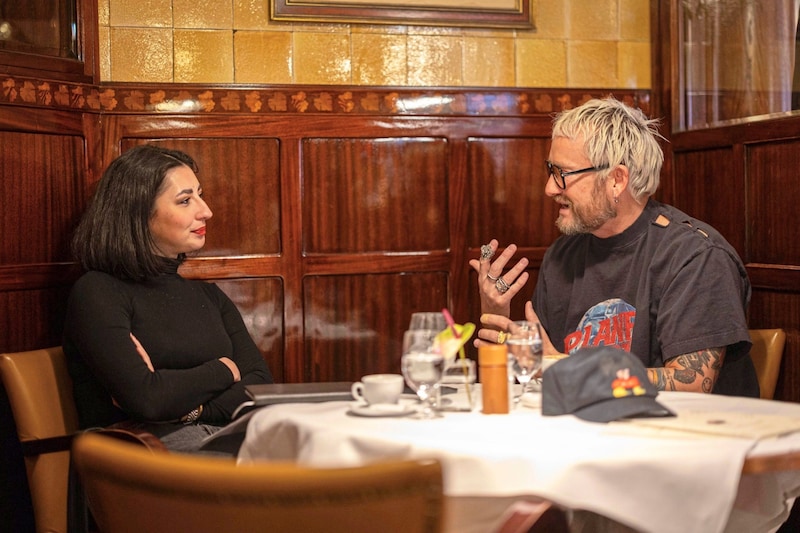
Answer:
[{"xmin": 542, "ymin": 347, "xmax": 674, "ymax": 423}]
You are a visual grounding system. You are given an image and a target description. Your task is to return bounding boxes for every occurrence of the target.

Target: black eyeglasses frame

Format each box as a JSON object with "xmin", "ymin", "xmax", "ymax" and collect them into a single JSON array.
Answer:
[{"xmin": 546, "ymin": 161, "xmax": 609, "ymax": 189}]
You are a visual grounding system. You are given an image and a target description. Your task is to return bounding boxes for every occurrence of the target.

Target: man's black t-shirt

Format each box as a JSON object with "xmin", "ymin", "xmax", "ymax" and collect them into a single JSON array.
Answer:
[{"xmin": 533, "ymin": 199, "xmax": 758, "ymax": 397}]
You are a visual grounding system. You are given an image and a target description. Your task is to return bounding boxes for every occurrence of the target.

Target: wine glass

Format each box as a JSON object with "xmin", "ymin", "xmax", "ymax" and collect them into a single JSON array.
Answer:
[
  {"xmin": 442, "ymin": 358, "xmax": 476, "ymax": 385},
  {"xmin": 408, "ymin": 312, "xmax": 447, "ymax": 332},
  {"xmin": 401, "ymin": 351, "xmax": 445, "ymax": 419},
  {"xmin": 507, "ymin": 320, "xmax": 543, "ymax": 401},
  {"xmin": 402, "ymin": 329, "xmax": 439, "ymax": 354}
]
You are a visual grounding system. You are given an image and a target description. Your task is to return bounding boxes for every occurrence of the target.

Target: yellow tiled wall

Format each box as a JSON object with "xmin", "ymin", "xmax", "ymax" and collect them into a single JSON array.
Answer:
[{"xmin": 99, "ymin": 0, "xmax": 651, "ymax": 88}]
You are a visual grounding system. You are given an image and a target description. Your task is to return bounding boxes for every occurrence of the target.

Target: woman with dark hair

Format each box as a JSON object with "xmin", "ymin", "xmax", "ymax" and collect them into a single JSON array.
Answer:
[{"xmin": 64, "ymin": 144, "xmax": 274, "ymax": 453}]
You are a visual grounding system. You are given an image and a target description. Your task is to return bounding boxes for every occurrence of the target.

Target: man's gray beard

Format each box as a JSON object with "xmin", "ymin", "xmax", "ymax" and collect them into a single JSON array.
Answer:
[{"xmin": 556, "ymin": 197, "xmax": 617, "ymax": 235}]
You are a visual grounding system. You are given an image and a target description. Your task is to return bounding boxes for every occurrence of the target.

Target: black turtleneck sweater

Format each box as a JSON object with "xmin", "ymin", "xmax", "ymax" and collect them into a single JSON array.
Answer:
[{"xmin": 63, "ymin": 261, "xmax": 274, "ymax": 429}]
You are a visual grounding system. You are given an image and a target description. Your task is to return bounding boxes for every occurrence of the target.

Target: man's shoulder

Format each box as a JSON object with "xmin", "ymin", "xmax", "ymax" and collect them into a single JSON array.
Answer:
[{"xmin": 647, "ymin": 201, "xmax": 733, "ymax": 249}]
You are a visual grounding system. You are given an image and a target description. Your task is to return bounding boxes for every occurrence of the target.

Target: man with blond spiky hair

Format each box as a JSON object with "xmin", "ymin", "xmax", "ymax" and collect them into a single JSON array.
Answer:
[{"xmin": 471, "ymin": 97, "xmax": 758, "ymax": 398}]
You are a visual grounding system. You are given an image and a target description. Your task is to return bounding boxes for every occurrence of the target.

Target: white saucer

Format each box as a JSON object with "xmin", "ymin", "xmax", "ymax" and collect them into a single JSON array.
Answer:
[{"xmin": 347, "ymin": 403, "xmax": 416, "ymax": 418}]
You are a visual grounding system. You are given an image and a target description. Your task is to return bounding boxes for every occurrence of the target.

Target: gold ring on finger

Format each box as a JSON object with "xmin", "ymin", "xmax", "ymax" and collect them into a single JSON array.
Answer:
[{"xmin": 497, "ymin": 331, "xmax": 508, "ymax": 344}]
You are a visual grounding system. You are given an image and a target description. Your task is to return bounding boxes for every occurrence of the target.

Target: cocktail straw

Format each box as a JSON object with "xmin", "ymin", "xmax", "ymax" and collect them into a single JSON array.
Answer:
[{"xmin": 441, "ymin": 308, "xmax": 473, "ymax": 407}]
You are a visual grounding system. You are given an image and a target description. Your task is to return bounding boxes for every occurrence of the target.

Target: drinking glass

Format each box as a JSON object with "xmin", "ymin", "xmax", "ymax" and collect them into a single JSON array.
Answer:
[
  {"xmin": 507, "ymin": 321, "xmax": 543, "ymax": 400},
  {"xmin": 401, "ymin": 351, "xmax": 445, "ymax": 419},
  {"xmin": 441, "ymin": 358, "xmax": 476, "ymax": 385},
  {"xmin": 402, "ymin": 329, "xmax": 439, "ymax": 355},
  {"xmin": 408, "ymin": 312, "xmax": 447, "ymax": 332}
]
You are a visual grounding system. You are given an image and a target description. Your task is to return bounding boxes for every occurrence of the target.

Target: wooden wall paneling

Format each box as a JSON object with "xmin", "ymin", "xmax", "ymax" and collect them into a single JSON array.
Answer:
[
  {"xmin": 465, "ymin": 137, "xmax": 558, "ymax": 247},
  {"xmin": 279, "ymin": 136, "xmax": 305, "ymax": 383},
  {"xmin": 302, "ymin": 137, "xmax": 450, "ymax": 254},
  {"xmin": 0, "ymin": 107, "xmax": 89, "ymax": 352},
  {"xmin": 214, "ymin": 278, "xmax": 285, "ymax": 382},
  {"xmin": 2, "ymin": 131, "xmax": 85, "ymax": 264},
  {"xmin": 301, "ymin": 136, "xmax": 451, "ymax": 380},
  {"xmin": 744, "ymin": 138, "xmax": 800, "ymax": 404},
  {"xmin": 747, "ymin": 139, "xmax": 800, "ymax": 265},
  {"xmin": 463, "ymin": 135, "xmax": 558, "ymax": 355},
  {"xmin": 671, "ymin": 147, "xmax": 745, "ymax": 256},
  {"xmin": 303, "ymin": 273, "xmax": 449, "ymax": 381}
]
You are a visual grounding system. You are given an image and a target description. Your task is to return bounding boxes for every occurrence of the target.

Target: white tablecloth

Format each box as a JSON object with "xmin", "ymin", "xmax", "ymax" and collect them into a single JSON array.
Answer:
[{"xmin": 236, "ymin": 387, "xmax": 800, "ymax": 533}]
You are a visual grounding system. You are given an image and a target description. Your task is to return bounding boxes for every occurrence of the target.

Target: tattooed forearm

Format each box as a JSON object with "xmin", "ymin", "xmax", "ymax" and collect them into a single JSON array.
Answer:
[
  {"xmin": 648, "ymin": 368, "xmax": 668, "ymax": 390},
  {"xmin": 648, "ymin": 347, "xmax": 725, "ymax": 393}
]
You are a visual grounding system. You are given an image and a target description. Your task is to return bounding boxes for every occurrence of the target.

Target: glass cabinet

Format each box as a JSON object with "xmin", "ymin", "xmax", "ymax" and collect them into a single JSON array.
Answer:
[
  {"xmin": 677, "ymin": 0, "xmax": 800, "ymax": 131},
  {"xmin": 0, "ymin": 0, "xmax": 96, "ymax": 82}
]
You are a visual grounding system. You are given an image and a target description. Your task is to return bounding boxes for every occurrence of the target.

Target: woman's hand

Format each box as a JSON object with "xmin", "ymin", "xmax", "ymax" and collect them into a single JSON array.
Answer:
[
  {"xmin": 219, "ymin": 357, "xmax": 241, "ymax": 382},
  {"xmin": 130, "ymin": 333, "xmax": 154, "ymax": 372},
  {"xmin": 468, "ymin": 239, "xmax": 530, "ymax": 316}
]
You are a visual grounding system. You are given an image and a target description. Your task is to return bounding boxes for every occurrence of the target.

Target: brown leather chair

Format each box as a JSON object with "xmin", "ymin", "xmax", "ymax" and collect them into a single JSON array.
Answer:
[
  {"xmin": 0, "ymin": 347, "xmax": 80, "ymax": 533},
  {"xmin": 749, "ymin": 329, "xmax": 786, "ymax": 400},
  {"xmin": 0, "ymin": 347, "xmax": 165, "ymax": 533},
  {"xmin": 73, "ymin": 432, "xmax": 445, "ymax": 533}
]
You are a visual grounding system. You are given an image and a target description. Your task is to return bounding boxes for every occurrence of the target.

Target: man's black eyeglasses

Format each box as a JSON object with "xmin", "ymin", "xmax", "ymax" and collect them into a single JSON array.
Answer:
[{"xmin": 546, "ymin": 161, "xmax": 609, "ymax": 189}]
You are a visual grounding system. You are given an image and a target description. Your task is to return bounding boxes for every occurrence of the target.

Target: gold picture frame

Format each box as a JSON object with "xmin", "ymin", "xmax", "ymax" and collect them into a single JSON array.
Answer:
[{"xmin": 270, "ymin": 0, "xmax": 533, "ymax": 29}]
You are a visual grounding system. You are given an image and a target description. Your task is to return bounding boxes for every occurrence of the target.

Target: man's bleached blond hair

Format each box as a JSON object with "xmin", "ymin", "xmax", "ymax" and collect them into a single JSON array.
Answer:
[{"xmin": 552, "ymin": 97, "xmax": 665, "ymax": 203}]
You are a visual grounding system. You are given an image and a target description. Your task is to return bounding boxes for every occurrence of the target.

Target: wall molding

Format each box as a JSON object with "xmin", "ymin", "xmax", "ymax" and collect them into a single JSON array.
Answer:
[{"xmin": 1, "ymin": 76, "xmax": 650, "ymax": 117}]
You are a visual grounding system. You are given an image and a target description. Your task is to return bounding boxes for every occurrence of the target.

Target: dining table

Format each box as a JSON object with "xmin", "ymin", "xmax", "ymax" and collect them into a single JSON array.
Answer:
[{"xmin": 235, "ymin": 384, "xmax": 800, "ymax": 533}]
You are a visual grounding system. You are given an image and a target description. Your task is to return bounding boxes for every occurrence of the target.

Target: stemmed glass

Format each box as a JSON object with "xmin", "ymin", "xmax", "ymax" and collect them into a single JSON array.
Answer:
[
  {"xmin": 408, "ymin": 312, "xmax": 447, "ymax": 332},
  {"xmin": 401, "ymin": 351, "xmax": 445, "ymax": 419},
  {"xmin": 507, "ymin": 320, "xmax": 543, "ymax": 401}
]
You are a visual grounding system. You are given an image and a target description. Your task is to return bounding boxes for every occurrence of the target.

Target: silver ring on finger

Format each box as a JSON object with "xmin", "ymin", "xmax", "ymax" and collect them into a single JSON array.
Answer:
[
  {"xmin": 487, "ymin": 273, "xmax": 499, "ymax": 282},
  {"xmin": 480, "ymin": 244, "xmax": 494, "ymax": 261},
  {"xmin": 495, "ymin": 277, "xmax": 510, "ymax": 294}
]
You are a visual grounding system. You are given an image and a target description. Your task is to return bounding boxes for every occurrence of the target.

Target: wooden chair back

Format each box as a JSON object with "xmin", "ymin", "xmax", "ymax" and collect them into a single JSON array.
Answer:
[{"xmin": 73, "ymin": 432, "xmax": 444, "ymax": 533}]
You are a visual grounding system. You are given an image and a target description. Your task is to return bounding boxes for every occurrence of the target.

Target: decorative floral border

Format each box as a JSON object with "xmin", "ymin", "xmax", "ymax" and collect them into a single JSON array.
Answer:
[{"xmin": 1, "ymin": 75, "xmax": 650, "ymax": 117}]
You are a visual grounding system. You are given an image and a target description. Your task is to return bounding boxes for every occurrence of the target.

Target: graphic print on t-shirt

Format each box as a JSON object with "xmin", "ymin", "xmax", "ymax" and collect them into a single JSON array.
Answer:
[{"xmin": 564, "ymin": 298, "xmax": 635, "ymax": 354}]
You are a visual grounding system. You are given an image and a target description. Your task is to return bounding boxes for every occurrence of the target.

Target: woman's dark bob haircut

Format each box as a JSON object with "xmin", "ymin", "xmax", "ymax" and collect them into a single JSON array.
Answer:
[{"xmin": 72, "ymin": 145, "xmax": 199, "ymax": 281}]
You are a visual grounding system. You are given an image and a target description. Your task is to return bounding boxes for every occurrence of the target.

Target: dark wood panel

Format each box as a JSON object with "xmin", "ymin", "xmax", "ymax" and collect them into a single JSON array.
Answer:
[
  {"xmin": 213, "ymin": 278, "xmax": 285, "ymax": 382},
  {"xmin": 303, "ymin": 252, "xmax": 451, "ymax": 275},
  {"xmin": 302, "ymin": 137, "xmax": 450, "ymax": 254},
  {"xmin": 302, "ymin": 273, "xmax": 448, "ymax": 382},
  {"xmin": 747, "ymin": 140, "xmax": 800, "ymax": 265},
  {"xmin": 748, "ymin": 264, "xmax": 800, "ymax": 292},
  {"xmin": 1, "ymin": 131, "xmax": 86, "ymax": 265},
  {"xmin": 109, "ymin": 114, "xmax": 550, "ymax": 142},
  {"xmin": 121, "ymin": 138, "xmax": 282, "ymax": 257},
  {"xmin": 0, "ymin": 105, "xmax": 87, "ymax": 135},
  {"xmin": 0, "ymin": 286, "xmax": 71, "ymax": 353},
  {"xmin": 0, "ymin": 263, "xmax": 80, "ymax": 291},
  {"xmin": 466, "ymin": 137, "xmax": 559, "ymax": 248},
  {"xmin": 671, "ymin": 147, "xmax": 745, "ymax": 256}
]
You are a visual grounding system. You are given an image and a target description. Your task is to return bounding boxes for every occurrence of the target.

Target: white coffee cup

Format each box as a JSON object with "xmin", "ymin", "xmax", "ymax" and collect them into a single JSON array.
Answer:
[{"xmin": 351, "ymin": 374, "xmax": 404, "ymax": 405}]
